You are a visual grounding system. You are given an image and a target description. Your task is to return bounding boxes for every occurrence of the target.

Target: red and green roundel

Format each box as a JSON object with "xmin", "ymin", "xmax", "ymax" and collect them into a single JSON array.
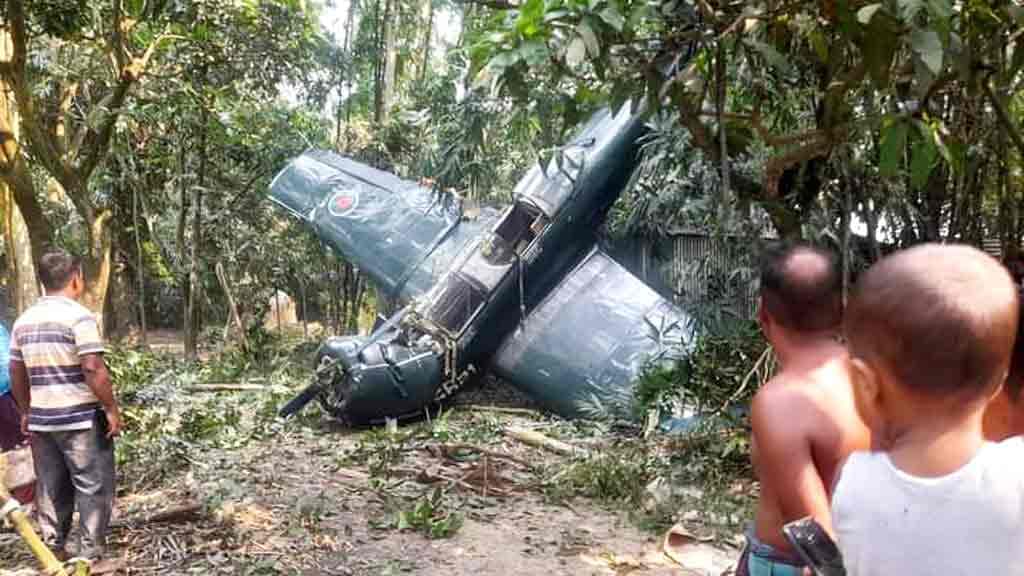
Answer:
[{"xmin": 327, "ymin": 187, "xmax": 359, "ymax": 217}]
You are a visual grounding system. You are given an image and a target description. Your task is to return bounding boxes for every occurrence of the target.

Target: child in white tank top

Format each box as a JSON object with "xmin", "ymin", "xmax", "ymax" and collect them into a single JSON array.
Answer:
[{"xmin": 836, "ymin": 244, "xmax": 1024, "ymax": 576}]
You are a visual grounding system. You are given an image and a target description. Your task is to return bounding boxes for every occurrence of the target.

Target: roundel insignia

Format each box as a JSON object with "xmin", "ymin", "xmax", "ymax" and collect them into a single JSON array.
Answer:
[{"xmin": 327, "ymin": 187, "xmax": 359, "ymax": 217}]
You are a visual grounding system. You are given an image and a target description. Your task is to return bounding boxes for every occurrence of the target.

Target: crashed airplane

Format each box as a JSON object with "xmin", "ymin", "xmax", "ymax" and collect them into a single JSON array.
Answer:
[{"xmin": 269, "ymin": 105, "xmax": 692, "ymax": 425}]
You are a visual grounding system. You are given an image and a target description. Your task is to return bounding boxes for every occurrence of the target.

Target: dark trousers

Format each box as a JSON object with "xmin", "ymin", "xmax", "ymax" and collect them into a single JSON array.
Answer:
[{"xmin": 31, "ymin": 415, "xmax": 116, "ymax": 559}]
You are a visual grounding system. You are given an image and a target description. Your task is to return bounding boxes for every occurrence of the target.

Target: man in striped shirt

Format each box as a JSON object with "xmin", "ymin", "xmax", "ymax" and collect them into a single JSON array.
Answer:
[{"xmin": 9, "ymin": 250, "xmax": 121, "ymax": 565}]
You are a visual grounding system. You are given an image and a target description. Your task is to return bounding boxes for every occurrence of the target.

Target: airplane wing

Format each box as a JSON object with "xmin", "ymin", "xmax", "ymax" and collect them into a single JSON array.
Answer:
[
  {"xmin": 269, "ymin": 150, "xmax": 502, "ymax": 301},
  {"xmin": 491, "ymin": 247, "xmax": 693, "ymax": 418}
]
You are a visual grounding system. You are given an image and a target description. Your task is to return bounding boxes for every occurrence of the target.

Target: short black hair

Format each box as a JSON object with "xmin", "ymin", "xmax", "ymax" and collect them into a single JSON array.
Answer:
[
  {"xmin": 845, "ymin": 243, "xmax": 1018, "ymax": 401},
  {"xmin": 37, "ymin": 250, "xmax": 82, "ymax": 292},
  {"xmin": 759, "ymin": 241, "xmax": 842, "ymax": 333}
]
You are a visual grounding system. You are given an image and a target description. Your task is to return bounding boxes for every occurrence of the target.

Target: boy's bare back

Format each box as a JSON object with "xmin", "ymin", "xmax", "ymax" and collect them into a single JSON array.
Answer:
[
  {"xmin": 740, "ymin": 243, "xmax": 870, "ymax": 569},
  {"xmin": 751, "ymin": 351, "xmax": 869, "ymax": 552}
]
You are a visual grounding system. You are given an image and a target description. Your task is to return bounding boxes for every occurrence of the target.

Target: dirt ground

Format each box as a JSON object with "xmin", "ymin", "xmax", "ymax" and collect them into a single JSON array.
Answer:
[
  {"xmin": 2, "ymin": 331, "xmax": 742, "ymax": 576},
  {"xmin": 4, "ymin": 420, "xmax": 733, "ymax": 576}
]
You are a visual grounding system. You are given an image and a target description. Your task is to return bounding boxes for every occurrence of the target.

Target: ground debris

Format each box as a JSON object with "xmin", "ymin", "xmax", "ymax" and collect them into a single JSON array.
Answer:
[{"xmin": 4, "ymin": 343, "xmax": 747, "ymax": 575}]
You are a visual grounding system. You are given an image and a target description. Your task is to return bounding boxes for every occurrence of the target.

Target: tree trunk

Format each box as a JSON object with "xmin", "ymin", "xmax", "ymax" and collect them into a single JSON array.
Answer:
[
  {"xmin": 299, "ymin": 277, "xmax": 308, "ymax": 338},
  {"xmin": 342, "ymin": 0, "xmax": 358, "ymax": 152},
  {"xmin": 1, "ymin": 182, "xmax": 38, "ymax": 314},
  {"xmin": 715, "ymin": 41, "xmax": 730, "ymax": 224},
  {"xmin": 184, "ymin": 112, "xmax": 207, "ymax": 360},
  {"xmin": 79, "ymin": 210, "xmax": 113, "ymax": 330},
  {"xmin": 374, "ymin": 0, "xmax": 396, "ymax": 125},
  {"xmin": 0, "ymin": 30, "xmax": 41, "ymax": 313},
  {"xmin": 840, "ymin": 171, "xmax": 851, "ymax": 305},
  {"xmin": 419, "ymin": 0, "xmax": 434, "ymax": 83},
  {"xmin": 348, "ymin": 272, "xmax": 364, "ymax": 333},
  {"xmin": 133, "ymin": 187, "xmax": 148, "ymax": 344},
  {"xmin": 176, "ymin": 142, "xmax": 190, "ymax": 349},
  {"xmin": 339, "ymin": 261, "xmax": 350, "ymax": 332}
]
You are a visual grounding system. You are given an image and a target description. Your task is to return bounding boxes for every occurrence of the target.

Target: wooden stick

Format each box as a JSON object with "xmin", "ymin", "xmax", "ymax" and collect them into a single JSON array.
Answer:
[
  {"xmin": 215, "ymin": 261, "xmax": 249, "ymax": 350},
  {"xmin": 503, "ymin": 426, "xmax": 590, "ymax": 457},
  {"xmin": 110, "ymin": 503, "xmax": 203, "ymax": 529},
  {"xmin": 459, "ymin": 405, "xmax": 540, "ymax": 417}
]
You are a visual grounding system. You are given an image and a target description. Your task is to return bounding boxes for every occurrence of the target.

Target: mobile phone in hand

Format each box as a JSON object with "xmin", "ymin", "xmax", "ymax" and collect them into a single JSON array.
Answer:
[{"xmin": 782, "ymin": 517, "xmax": 846, "ymax": 576}]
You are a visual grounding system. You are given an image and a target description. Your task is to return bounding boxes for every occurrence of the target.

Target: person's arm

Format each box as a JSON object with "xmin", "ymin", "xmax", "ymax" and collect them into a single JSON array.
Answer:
[
  {"xmin": 81, "ymin": 354, "xmax": 119, "ymax": 436},
  {"xmin": 9, "ymin": 328, "xmax": 31, "ymax": 433},
  {"xmin": 10, "ymin": 358, "xmax": 31, "ymax": 434},
  {"xmin": 751, "ymin": 388, "xmax": 835, "ymax": 536},
  {"xmin": 73, "ymin": 315, "xmax": 121, "ymax": 437}
]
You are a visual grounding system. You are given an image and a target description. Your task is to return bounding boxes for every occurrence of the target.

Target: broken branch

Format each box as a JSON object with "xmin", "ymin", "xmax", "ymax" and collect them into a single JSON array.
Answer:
[
  {"xmin": 504, "ymin": 426, "xmax": 591, "ymax": 458},
  {"xmin": 984, "ymin": 81, "xmax": 1024, "ymax": 159},
  {"xmin": 110, "ymin": 502, "xmax": 203, "ymax": 529}
]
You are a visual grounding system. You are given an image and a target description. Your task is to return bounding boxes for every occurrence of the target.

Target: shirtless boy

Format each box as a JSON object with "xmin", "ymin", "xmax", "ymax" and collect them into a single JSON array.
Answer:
[
  {"xmin": 737, "ymin": 243, "xmax": 870, "ymax": 576},
  {"xmin": 833, "ymin": 243, "xmax": 1024, "ymax": 574},
  {"xmin": 984, "ymin": 287, "xmax": 1024, "ymax": 440}
]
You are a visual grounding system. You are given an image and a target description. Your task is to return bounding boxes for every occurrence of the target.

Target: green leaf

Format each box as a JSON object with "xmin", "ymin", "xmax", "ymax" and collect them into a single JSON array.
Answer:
[
  {"xmin": 599, "ymin": 5, "xmax": 626, "ymax": 32},
  {"xmin": 565, "ymin": 37, "xmax": 587, "ymax": 66},
  {"xmin": 879, "ymin": 119, "xmax": 908, "ymax": 177},
  {"xmin": 126, "ymin": 0, "xmax": 145, "ymax": 17},
  {"xmin": 544, "ymin": 9, "xmax": 570, "ymax": 22},
  {"xmin": 397, "ymin": 511, "xmax": 412, "ymax": 530},
  {"xmin": 899, "ymin": 0, "xmax": 925, "ymax": 21},
  {"xmin": 857, "ymin": 3, "xmax": 884, "ymax": 24},
  {"xmin": 862, "ymin": 17, "xmax": 900, "ymax": 87},
  {"xmin": 516, "ymin": 0, "xmax": 546, "ymax": 38},
  {"xmin": 926, "ymin": 0, "xmax": 953, "ymax": 20},
  {"xmin": 910, "ymin": 136, "xmax": 938, "ymax": 190},
  {"xmin": 809, "ymin": 30, "xmax": 829, "ymax": 64},
  {"xmin": 518, "ymin": 40, "xmax": 549, "ymax": 66},
  {"xmin": 910, "ymin": 28, "xmax": 943, "ymax": 75},
  {"xmin": 577, "ymin": 21, "xmax": 600, "ymax": 58},
  {"xmin": 488, "ymin": 50, "xmax": 522, "ymax": 70},
  {"xmin": 745, "ymin": 40, "xmax": 793, "ymax": 75}
]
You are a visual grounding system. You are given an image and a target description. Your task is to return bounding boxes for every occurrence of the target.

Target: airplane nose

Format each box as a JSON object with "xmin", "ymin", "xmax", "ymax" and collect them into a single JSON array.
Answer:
[{"xmin": 323, "ymin": 342, "xmax": 445, "ymax": 426}]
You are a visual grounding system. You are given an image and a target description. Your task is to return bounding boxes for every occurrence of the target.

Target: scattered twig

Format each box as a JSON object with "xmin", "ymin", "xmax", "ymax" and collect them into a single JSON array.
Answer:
[
  {"xmin": 436, "ymin": 443, "xmax": 535, "ymax": 469},
  {"xmin": 187, "ymin": 383, "xmax": 267, "ymax": 392}
]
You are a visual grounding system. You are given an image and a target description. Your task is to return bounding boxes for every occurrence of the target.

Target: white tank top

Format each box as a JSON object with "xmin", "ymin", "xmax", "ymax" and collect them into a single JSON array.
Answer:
[{"xmin": 832, "ymin": 437, "xmax": 1024, "ymax": 576}]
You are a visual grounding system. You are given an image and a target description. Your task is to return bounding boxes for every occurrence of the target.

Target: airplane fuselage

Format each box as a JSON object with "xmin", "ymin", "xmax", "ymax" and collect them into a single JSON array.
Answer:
[{"xmin": 298, "ymin": 107, "xmax": 650, "ymax": 424}]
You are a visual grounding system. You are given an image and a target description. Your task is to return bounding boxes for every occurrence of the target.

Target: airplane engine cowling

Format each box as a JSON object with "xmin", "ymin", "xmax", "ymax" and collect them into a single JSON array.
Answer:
[{"xmin": 316, "ymin": 337, "xmax": 444, "ymax": 425}]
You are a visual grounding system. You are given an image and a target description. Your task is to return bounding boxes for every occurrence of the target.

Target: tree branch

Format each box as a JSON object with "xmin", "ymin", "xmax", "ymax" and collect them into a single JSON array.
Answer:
[
  {"xmin": 2, "ymin": 0, "xmax": 78, "ymax": 205},
  {"xmin": 78, "ymin": 31, "xmax": 176, "ymax": 183},
  {"xmin": 984, "ymin": 81, "xmax": 1024, "ymax": 159},
  {"xmin": 763, "ymin": 135, "xmax": 831, "ymax": 199}
]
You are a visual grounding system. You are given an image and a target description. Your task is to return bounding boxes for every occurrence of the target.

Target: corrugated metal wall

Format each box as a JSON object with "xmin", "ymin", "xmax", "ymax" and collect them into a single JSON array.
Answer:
[
  {"xmin": 667, "ymin": 234, "xmax": 758, "ymax": 319},
  {"xmin": 612, "ymin": 233, "xmax": 759, "ymax": 319}
]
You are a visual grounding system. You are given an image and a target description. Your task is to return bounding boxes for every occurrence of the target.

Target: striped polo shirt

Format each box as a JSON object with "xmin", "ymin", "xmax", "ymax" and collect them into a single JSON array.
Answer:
[{"xmin": 9, "ymin": 296, "xmax": 105, "ymax": 432}]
